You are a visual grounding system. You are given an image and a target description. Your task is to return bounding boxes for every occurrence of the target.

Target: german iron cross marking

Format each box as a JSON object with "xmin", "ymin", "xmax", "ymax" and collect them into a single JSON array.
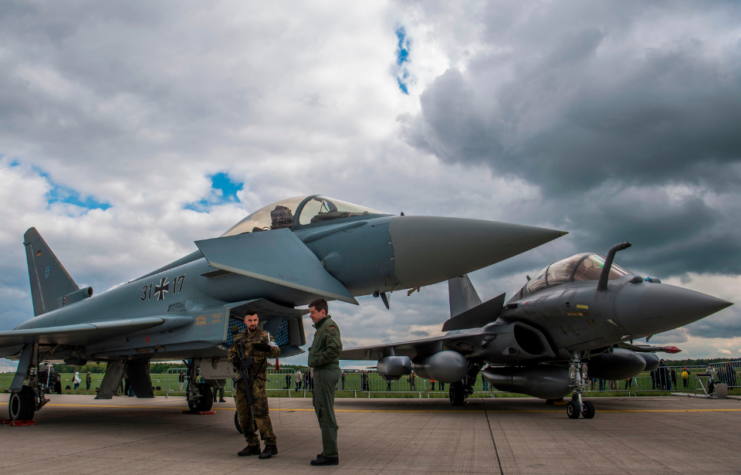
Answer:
[{"xmin": 154, "ymin": 277, "xmax": 169, "ymax": 301}]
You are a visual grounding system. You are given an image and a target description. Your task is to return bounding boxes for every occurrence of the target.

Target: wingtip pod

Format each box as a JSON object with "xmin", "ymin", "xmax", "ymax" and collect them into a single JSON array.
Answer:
[{"xmin": 389, "ymin": 217, "xmax": 568, "ymax": 289}]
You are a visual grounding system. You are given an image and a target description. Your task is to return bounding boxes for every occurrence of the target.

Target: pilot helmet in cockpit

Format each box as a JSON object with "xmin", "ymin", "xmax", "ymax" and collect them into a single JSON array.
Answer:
[{"xmin": 270, "ymin": 205, "xmax": 294, "ymax": 230}]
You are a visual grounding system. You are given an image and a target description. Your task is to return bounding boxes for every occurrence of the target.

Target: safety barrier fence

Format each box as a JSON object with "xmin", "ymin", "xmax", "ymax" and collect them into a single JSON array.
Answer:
[{"xmin": 158, "ymin": 364, "xmax": 740, "ymax": 399}]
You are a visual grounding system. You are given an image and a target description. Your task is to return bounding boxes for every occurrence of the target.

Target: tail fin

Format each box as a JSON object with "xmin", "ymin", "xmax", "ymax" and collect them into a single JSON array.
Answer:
[
  {"xmin": 24, "ymin": 228, "xmax": 78, "ymax": 316},
  {"xmin": 444, "ymin": 275, "xmax": 505, "ymax": 332},
  {"xmin": 448, "ymin": 275, "xmax": 482, "ymax": 318}
]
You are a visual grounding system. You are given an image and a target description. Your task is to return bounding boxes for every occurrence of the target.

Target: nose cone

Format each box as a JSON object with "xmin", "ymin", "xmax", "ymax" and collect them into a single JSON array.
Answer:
[
  {"xmin": 618, "ymin": 284, "xmax": 733, "ymax": 337},
  {"xmin": 388, "ymin": 216, "xmax": 567, "ymax": 289}
]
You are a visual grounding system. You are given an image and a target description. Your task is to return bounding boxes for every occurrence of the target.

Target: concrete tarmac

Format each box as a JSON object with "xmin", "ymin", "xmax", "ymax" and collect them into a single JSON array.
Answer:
[{"xmin": 1, "ymin": 394, "xmax": 740, "ymax": 474}]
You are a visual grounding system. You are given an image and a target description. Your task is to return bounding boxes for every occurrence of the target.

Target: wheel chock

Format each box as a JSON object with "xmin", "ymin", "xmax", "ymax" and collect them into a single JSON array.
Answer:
[
  {"xmin": 1, "ymin": 419, "xmax": 36, "ymax": 426},
  {"xmin": 182, "ymin": 410, "xmax": 216, "ymax": 415}
]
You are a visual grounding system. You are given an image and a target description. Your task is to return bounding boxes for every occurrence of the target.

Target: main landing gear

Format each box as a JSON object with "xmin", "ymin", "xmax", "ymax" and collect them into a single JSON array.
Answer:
[
  {"xmin": 8, "ymin": 343, "xmax": 49, "ymax": 422},
  {"xmin": 567, "ymin": 352, "xmax": 595, "ymax": 420},
  {"xmin": 186, "ymin": 359, "xmax": 213, "ymax": 413},
  {"xmin": 449, "ymin": 362, "xmax": 482, "ymax": 406}
]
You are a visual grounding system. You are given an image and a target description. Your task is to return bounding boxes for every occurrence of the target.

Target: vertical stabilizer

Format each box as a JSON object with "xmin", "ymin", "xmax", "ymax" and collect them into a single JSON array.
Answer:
[
  {"xmin": 448, "ymin": 275, "xmax": 482, "ymax": 318},
  {"xmin": 24, "ymin": 228, "xmax": 78, "ymax": 316}
]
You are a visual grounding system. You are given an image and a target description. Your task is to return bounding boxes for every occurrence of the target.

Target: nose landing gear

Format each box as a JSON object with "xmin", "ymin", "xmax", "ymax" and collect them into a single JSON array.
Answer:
[{"xmin": 567, "ymin": 352, "xmax": 595, "ymax": 419}]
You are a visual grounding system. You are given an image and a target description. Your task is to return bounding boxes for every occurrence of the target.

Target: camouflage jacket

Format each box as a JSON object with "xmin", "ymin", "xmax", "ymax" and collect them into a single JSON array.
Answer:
[
  {"xmin": 308, "ymin": 315, "xmax": 342, "ymax": 368},
  {"xmin": 227, "ymin": 327, "xmax": 280, "ymax": 382}
]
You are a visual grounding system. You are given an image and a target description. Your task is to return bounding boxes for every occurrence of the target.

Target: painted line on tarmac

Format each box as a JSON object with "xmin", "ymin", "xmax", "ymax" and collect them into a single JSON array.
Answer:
[{"xmin": 44, "ymin": 403, "xmax": 741, "ymax": 415}]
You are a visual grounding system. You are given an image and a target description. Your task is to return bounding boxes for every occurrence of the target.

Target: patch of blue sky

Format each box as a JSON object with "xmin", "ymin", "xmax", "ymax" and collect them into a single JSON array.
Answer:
[
  {"xmin": 30, "ymin": 166, "xmax": 111, "ymax": 211},
  {"xmin": 395, "ymin": 26, "xmax": 412, "ymax": 95},
  {"xmin": 47, "ymin": 184, "xmax": 110, "ymax": 210},
  {"xmin": 185, "ymin": 172, "xmax": 243, "ymax": 211}
]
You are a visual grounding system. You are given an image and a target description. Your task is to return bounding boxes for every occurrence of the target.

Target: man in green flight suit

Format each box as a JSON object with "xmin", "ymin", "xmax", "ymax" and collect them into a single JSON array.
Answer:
[
  {"xmin": 227, "ymin": 309, "xmax": 281, "ymax": 459},
  {"xmin": 308, "ymin": 298, "xmax": 342, "ymax": 466}
]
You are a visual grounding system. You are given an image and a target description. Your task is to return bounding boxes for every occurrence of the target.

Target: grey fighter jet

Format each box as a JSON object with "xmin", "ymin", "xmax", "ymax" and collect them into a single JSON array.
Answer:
[
  {"xmin": 340, "ymin": 242, "xmax": 732, "ymax": 419},
  {"xmin": 1, "ymin": 195, "xmax": 565, "ymax": 421}
]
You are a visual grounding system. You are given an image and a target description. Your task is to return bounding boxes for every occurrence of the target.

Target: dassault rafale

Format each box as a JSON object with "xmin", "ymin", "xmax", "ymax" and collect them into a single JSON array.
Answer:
[
  {"xmin": 1, "ymin": 195, "xmax": 566, "ymax": 421},
  {"xmin": 340, "ymin": 242, "xmax": 732, "ymax": 419}
]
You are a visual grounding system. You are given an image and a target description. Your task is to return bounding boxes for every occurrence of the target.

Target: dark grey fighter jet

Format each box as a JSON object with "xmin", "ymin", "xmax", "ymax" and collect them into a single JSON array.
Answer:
[
  {"xmin": 1, "ymin": 195, "xmax": 565, "ymax": 421},
  {"xmin": 340, "ymin": 242, "xmax": 732, "ymax": 419}
]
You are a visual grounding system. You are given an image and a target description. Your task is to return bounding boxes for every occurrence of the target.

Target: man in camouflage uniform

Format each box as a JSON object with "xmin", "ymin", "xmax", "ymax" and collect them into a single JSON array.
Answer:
[
  {"xmin": 228, "ymin": 309, "xmax": 281, "ymax": 459},
  {"xmin": 308, "ymin": 298, "xmax": 343, "ymax": 466}
]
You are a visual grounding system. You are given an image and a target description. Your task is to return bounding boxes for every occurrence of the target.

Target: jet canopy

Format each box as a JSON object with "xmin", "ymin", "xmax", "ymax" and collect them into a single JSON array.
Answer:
[
  {"xmin": 221, "ymin": 195, "xmax": 389, "ymax": 237},
  {"xmin": 524, "ymin": 253, "xmax": 631, "ymax": 294}
]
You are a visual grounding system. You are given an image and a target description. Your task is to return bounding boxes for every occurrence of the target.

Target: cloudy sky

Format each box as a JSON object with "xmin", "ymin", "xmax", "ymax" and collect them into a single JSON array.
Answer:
[{"xmin": 1, "ymin": 0, "xmax": 741, "ymax": 371}]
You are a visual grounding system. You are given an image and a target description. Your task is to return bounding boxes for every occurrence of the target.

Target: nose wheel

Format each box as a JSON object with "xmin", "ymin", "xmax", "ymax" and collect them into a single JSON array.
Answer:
[{"xmin": 567, "ymin": 352, "xmax": 596, "ymax": 419}]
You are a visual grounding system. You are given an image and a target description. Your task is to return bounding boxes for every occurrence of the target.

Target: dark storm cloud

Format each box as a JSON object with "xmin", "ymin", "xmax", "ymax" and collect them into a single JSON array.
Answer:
[
  {"xmin": 402, "ymin": 1, "xmax": 741, "ymax": 280},
  {"xmin": 685, "ymin": 307, "xmax": 741, "ymax": 339},
  {"xmin": 646, "ymin": 330, "xmax": 689, "ymax": 344},
  {"xmin": 404, "ymin": 42, "xmax": 741, "ymax": 196}
]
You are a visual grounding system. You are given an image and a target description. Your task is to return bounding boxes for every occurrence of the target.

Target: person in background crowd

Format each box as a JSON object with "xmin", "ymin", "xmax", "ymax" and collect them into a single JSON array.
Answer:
[
  {"xmin": 598, "ymin": 379, "xmax": 606, "ymax": 391},
  {"xmin": 285, "ymin": 372, "xmax": 292, "ymax": 390},
  {"xmin": 213, "ymin": 379, "xmax": 226, "ymax": 403},
  {"xmin": 726, "ymin": 363, "xmax": 737, "ymax": 387},
  {"xmin": 430, "ymin": 379, "xmax": 436, "ymax": 391},
  {"xmin": 658, "ymin": 360, "xmax": 667, "ymax": 390},
  {"xmin": 73, "ymin": 372, "xmax": 81, "ymax": 390},
  {"xmin": 670, "ymin": 368, "xmax": 677, "ymax": 389},
  {"xmin": 624, "ymin": 378, "xmax": 632, "ymax": 390},
  {"xmin": 179, "ymin": 372, "xmax": 186, "ymax": 390},
  {"xmin": 439, "ymin": 381, "xmax": 445, "ymax": 392},
  {"xmin": 341, "ymin": 371, "xmax": 346, "ymax": 390},
  {"xmin": 305, "ymin": 368, "xmax": 312, "ymax": 391},
  {"xmin": 681, "ymin": 367, "xmax": 689, "ymax": 388},
  {"xmin": 295, "ymin": 370, "xmax": 303, "ymax": 391},
  {"xmin": 650, "ymin": 369, "xmax": 656, "ymax": 390},
  {"xmin": 409, "ymin": 371, "xmax": 416, "ymax": 390},
  {"xmin": 86, "ymin": 371, "xmax": 92, "ymax": 390},
  {"xmin": 386, "ymin": 380, "xmax": 391, "ymax": 391},
  {"xmin": 482, "ymin": 375, "xmax": 489, "ymax": 392}
]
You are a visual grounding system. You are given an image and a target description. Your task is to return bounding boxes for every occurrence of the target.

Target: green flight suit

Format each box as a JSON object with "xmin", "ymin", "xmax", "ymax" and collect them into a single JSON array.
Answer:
[
  {"xmin": 227, "ymin": 327, "xmax": 281, "ymax": 447},
  {"xmin": 308, "ymin": 315, "xmax": 343, "ymax": 458}
]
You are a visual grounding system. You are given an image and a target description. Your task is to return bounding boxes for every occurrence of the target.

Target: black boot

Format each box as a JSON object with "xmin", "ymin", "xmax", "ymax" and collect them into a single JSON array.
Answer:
[
  {"xmin": 259, "ymin": 445, "xmax": 278, "ymax": 459},
  {"xmin": 238, "ymin": 445, "xmax": 261, "ymax": 457},
  {"xmin": 311, "ymin": 454, "xmax": 339, "ymax": 466}
]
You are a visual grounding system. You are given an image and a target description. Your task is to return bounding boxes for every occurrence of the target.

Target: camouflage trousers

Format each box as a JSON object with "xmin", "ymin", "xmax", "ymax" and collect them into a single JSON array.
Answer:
[{"xmin": 235, "ymin": 379, "xmax": 277, "ymax": 446}]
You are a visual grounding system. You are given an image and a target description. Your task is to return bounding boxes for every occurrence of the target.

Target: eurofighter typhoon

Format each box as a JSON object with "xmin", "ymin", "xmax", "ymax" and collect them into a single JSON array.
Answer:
[
  {"xmin": 1, "ymin": 195, "xmax": 565, "ymax": 421},
  {"xmin": 341, "ymin": 242, "xmax": 732, "ymax": 419}
]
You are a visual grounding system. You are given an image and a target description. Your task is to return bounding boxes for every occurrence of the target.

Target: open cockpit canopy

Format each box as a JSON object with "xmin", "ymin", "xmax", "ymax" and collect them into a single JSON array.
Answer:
[
  {"xmin": 523, "ymin": 253, "xmax": 631, "ymax": 294},
  {"xmin": 221, "ymin": 195, "xmax": 389, "ymax": 237}
]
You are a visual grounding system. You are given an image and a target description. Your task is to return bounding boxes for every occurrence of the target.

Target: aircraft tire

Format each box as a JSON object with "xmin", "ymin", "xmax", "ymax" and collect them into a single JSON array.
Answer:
[
  {"xmin": 581, "ymin": 401, "xmax": 595, "ymax": 419},
  {"xmin": 449, "ymin": 381, "xmax": 465, "ymax": 406},
  {"xmin": 9, "ymin": 386, "xmax": 36, "ymax": 421},
  {"xmin": 188, "ymin": 383, "xmax": 214, "ymax": 413},
  {"xmin": 196, "ymin": 384, "xmax": 213, "ymax": 412},
  {"xmin": 566, "ymin": 401, "xmax": 581, "ymax": 419}
]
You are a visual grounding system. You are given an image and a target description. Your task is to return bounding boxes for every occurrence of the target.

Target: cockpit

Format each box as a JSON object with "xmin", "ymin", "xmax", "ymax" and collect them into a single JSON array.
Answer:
[
  {"xmin": 523, "ymin": 253, "xmax": 632, "ymax": 295},
  {"xmin": 221, "ymin": 195, "xmax": 389, "ymax": 237}
]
